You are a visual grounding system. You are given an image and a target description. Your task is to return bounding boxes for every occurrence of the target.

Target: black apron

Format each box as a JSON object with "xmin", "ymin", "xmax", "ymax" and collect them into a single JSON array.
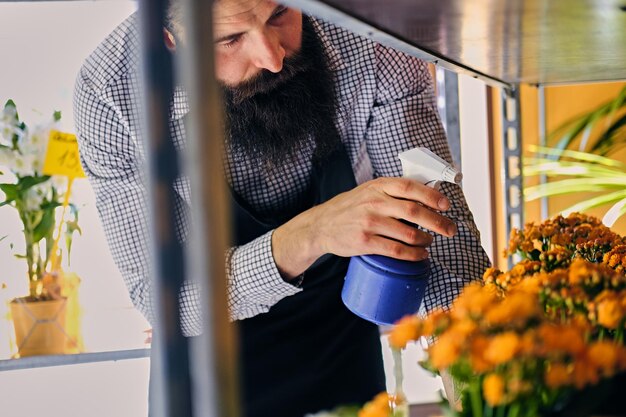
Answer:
[{"xmin": 231, "ymin": 144, "xmax": 386, "ymax": 417}]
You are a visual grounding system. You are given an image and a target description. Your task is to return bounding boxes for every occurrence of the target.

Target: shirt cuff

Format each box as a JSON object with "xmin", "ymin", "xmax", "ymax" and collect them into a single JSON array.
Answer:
[{"xmin": 228, "ymin": 230, "xmax": 303, "ymax": 317}]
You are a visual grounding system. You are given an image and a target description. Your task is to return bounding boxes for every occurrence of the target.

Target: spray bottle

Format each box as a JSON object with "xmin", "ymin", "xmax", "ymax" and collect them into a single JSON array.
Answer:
[{"xmin": 341, "ymin": 147, "xmax": 462, "ymax": 325}]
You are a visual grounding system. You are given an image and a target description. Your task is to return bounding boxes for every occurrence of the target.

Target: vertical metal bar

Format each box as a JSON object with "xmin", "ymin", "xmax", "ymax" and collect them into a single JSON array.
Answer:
[
  {"xmin": 436, "ymin": 67, "xmax": 462, "ymax": 170},
  {"xmin": 179, "ymin": 1, "xmax": 239, "ymax": 417},
  {"xmin": 538, "ymin": 85, "xmax": 549, "ymax": 219},
  {"xmin": 138, "ymin": 1, "xmax": 192, "ymax": 416},
  {"xmin": 501, "ymin": 87, "xmax": 524, "ymax": 268}
]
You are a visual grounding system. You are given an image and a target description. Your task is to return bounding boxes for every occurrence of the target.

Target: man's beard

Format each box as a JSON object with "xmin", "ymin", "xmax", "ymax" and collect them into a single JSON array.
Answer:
[{"xmin": 222, "ymin": 16, "xmax": 340, "ymax": 170}]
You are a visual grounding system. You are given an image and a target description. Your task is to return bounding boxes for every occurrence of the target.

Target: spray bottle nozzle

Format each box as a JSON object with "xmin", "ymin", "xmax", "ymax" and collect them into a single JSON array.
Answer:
[{"xmin": 398, "ymin": 147, "xmax": 462, "ymax": 188}]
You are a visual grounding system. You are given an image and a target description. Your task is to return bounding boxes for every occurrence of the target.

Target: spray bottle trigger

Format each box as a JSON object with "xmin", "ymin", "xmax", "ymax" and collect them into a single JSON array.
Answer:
[{"xmin": 425, "ymin": 180, "xmax": 441, "ymax": 190}]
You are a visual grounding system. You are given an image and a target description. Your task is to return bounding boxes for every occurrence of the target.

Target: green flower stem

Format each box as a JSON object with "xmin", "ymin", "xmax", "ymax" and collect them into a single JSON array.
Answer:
[
  {"xmin": 508, "ymin": 403, "xmax": 520, "ymax": 417},
  {"xmin": 469, "ymin": 380, "xmax": 483, "ymax": 417},
  {"xmin": 16, "ymin": 199, "xmax": 42, "ymax": 298}
]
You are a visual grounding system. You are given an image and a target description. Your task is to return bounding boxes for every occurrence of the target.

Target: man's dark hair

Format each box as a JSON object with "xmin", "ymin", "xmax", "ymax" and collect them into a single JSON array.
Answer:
[
  {"xmin": 165, "ymin": 0, "xmax": 185, "ymax": 42},
  {"xmin": 222, "ymin": 15, "xmax": 341, "ymax": 170}
]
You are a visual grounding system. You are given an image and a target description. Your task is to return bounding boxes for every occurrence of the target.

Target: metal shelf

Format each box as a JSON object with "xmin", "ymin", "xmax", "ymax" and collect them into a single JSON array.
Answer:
[
  {"xmin": 0, "ymin": 348, "xmax": 150, "ymax": 372},
  {"xmin": 283, "ymin": 0, "xmax": 626, "ymax": 87}
]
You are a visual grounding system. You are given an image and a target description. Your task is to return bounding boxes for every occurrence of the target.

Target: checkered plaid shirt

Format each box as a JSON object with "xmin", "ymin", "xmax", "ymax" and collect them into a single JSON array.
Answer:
[{"xmin": 74, "ymin": 12, "xmax": 490, "ymax": 336}]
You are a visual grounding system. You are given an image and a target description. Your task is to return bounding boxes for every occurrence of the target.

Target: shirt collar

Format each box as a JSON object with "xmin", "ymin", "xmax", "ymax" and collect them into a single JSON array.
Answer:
[
  {"xmin": 309, "ymin": 16, "xmax": 345, "ymax": 73},
  {"xmin": 170, "ymin": 15, "xmax": 344, "ymax": 121}
]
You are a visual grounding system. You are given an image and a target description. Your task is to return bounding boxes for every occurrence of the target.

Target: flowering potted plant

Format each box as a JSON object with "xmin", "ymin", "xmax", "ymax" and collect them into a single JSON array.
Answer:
[
  {"xmin": 307, "ymin": 213, "xmax": 626, "ymax": 417},
  {"xmin": 384, "ymin": 213, "xmax": 626, "ymax": 417},
  {"xmin": 0, "ymin": 99, "xmax": 81, "ymax": 357}
]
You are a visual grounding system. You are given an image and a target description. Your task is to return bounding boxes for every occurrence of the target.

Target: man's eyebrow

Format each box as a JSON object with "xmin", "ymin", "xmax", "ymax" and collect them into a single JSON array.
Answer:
[{"xmin": 214, "ymin": 4, "xmax": 285, "ymax": 43}]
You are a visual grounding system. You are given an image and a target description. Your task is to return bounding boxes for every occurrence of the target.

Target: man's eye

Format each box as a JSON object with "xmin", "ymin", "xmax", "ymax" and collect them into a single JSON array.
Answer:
[
  {"xmin": 271, "ymin": 7, "xmax": 288, "ymax": 20},
  {"xmin": 221, "ymin": 36, "xmax": 242, "ymax": 49}
]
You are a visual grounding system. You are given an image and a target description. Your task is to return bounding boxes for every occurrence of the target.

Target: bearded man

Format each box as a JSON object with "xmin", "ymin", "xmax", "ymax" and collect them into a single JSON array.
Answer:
[{"xmin": 74, "ymin": 1, "xmax": 490, "ymax": 416}]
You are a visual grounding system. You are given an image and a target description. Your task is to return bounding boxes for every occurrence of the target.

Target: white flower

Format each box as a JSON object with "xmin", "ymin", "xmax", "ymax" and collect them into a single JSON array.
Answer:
[
  {"xmin": 23, "ymin": 186, "xmax": 44, "ymax": 211},
  {"xmin": 22, "ymin": 181, "xmax": 54, "ymax": 211},
  {"xmin": 0, "ymin": 147, "xmax": 13, "ymax": 167},
  {"xmin": 1, "ymin": 103, "xmax": 18, "ymax": 122},
  {"xmin": 51, "ymin": 175, "xmax": 68, "ymax": 193},
  {"xmin": 24, "ymin": 125, "xmax": 50, "ymax": 157},
  {"xmin": 0, "ymin": 121, "xmax": 24, "ymax": 146},
  {"xmin": 11, "ymin": 153, "xmax": 37, "ymax": 177}
]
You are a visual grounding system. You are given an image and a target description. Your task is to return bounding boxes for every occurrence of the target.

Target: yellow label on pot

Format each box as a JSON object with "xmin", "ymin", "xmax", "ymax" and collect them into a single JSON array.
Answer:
[{"xmin": 43, "ymin": 131, "xmax": 86, "ymax": 178}]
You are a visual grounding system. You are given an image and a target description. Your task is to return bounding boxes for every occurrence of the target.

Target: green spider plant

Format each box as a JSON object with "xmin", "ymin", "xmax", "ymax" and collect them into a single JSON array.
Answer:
[
  {"xmin": 548, "ymin": 85, "xmax": 626, "ymax": 156},
  {"xmin": 525, "ymin": 146, "xmax": 626, "ymax": 227}
]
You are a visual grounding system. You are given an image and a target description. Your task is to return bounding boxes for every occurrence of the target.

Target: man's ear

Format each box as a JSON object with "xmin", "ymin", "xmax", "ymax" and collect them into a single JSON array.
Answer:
[{"xmin": 164, "ymin": 29, "xmax": 177, "ymax": 51}]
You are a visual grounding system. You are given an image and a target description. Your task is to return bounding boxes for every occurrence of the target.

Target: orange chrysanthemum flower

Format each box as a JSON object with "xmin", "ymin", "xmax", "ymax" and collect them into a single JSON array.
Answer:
[
  {"xmin": 545, "ymin": 363, "xmax": 571, "ymax": 389},
  {"xmin": 389, "ymin": 315, "xmax": 421, "ymax": 349},
  {"xmin": 483, "ymin": 374, "xmax": 506, "ymax": 406},
  {"xmin": 358, "ymin": 392, "xmax": 391, "ymax": 417},
  {"xmin": 484, "ymin": 332, "xmax": 520, "ymax": 365}
]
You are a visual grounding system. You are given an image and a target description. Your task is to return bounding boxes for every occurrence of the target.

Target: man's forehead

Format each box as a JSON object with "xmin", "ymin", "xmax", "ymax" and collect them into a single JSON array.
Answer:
[{"xmin": 213, "ymin": 0, "xmax": 274, "ymax": 23}]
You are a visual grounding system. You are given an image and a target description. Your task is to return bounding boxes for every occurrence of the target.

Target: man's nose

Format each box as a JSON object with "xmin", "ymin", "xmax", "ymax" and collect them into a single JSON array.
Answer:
[{"xmin": 251, "ymin": 29, "xmax": 285, "ymax": 73}]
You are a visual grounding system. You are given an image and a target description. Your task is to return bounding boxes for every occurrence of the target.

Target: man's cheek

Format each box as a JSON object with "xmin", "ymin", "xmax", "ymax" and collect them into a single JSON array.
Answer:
[{"xmin": 214, "ymin": 55, "xmax": 239, "ymax": 86}]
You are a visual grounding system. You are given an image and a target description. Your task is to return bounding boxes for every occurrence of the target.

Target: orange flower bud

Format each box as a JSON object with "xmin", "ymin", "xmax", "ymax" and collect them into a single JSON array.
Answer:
[
  {"xmin": 597, "ymin": 298, "xmax": 623, "ymax": 330},
  {"xmin": 573, "ymin": 357, "xmax": 599, "ymax": 389},
  {"xmin": 485, "ymin": 332, "xmax": 520, "ymax": 365},
  {"xmin": 429, "ymin": 333, "xmax": 461, "ymax": 370},
  {"xmin": 588, "ymin": 341, "xmax": 619, "ymax": 376},
  {"xmin": 545, "ymin": 363, "xmax": 571, "ymax": 389},
  {"xmin": 358, "ymin": 392, "xmax": 391, "ymax": 417},
  {"xmin": 421, "ymin": 309, "xmax": 447, "ymax": 336},
  {"xmin": 389, "ymin": 315, "xmax": 421, "ymax": 349},
  {"xmin": 470, "ymin": 336, "xmax": 492, "ymax": 373},
  {"xmin": 483, "ymin": 374, "xmax": 505, "ymax": 406}
]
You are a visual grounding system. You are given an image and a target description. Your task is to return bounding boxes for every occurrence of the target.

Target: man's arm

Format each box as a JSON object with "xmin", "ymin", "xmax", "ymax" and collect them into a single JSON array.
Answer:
[
  {"xmin": 73, "ymin": 71, "xmax": 303, "ymax": 333},
  {"xmin": 364, "ymin": 44, "xmax": 491, "ymax": 312}
]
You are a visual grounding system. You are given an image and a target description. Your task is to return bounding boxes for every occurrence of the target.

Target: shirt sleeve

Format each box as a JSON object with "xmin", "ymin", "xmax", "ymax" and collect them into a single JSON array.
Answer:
[
  {"xmin": 365, "ymin": 45, "xmax": 491, "ymax": 312},
  {"xmin": 73, "ymin": 72, "xmax": 301, "ymax": 336},
  {"xmin": 226, "ymin": 231, "xmax": 302, "ymax": 321},
  {"xmin": 73, "ymin": 72, "xmax": 160, "ymax": 328}
]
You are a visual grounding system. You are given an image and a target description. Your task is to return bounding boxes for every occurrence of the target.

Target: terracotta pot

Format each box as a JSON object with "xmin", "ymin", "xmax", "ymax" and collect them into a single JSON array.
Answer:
[{"xmin": 9, "ymin": 297, "xmax": 68, "ymax": 357}]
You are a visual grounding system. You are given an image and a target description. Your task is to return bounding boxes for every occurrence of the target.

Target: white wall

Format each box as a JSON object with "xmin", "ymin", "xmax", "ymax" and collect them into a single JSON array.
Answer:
[
  {"xmin": 0, "ymin": 3, "xmax": 150, "ymax": 417},
  {"xmin": 458, "ymin": 74, "xmax": 495, "ymax": 264}
]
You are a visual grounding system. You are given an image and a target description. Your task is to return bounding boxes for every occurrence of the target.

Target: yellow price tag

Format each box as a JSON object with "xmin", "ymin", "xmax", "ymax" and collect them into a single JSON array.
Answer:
[{"xmin": 42, "ymin": 130, "xmax": 86, "ymax": 178}]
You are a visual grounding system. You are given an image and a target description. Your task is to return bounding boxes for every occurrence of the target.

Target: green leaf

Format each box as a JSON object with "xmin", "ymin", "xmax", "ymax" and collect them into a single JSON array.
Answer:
[
  {"xmin": 560, "ymin": 189, "xmax": 626, "ymax": 215},
  {"xmin": 0, "ymin": 183, "xmax": 18, "ymax": 203},
  {"xmin": 17, "ymin": 175, "xmax": 50, "ymax": 192},
  {"xmin": 602, "ymin": 197, "xmax": 626, "ymax": 227},
  {"xmin": 590, "ymin": 113, "xmax": 626, "ymax": 156},
  {"xmin": 550, "ymin": 115, "xmax": 592, "ymax": 155},
  {"xmin": 4, "ymin": 99, "xmax": 17, "ymax": 114},
  {"xmin": 53, "ymin": 110, "xmax": 62, "ymax": 122},
  {"xmin": 40, "ymin": 200, "xmax": 61, "ymax": 211},
  {"xmin": 577, "ymin": 108, "xmax": 605, "ymax": 152},
  {"xmin": 527, "ymin": 145, "xmax": 626, "ymax": 167},
  {"xmin": 32, "ymin": 207, "xmax": 56, "ymax": 243},
  {"xmin": 524, "ymin": 163, "xmax": 620, "ymax": 178},
  {"xmin": 525, "ymin": 181, "xmax": 620, "ymax": 201},
  {"xmin": 546, "ymin": 87, "xmax": 626, "ymax": 156}
]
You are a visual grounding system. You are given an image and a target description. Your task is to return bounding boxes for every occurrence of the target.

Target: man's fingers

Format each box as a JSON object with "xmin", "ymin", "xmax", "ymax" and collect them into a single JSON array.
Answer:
[
  {"xmin": 393, "ymin": 200, "xmax": 457, "ymax": 237},
  {"xmin": 365, "ymin": 235, "xmax": 430, "ymax": 261},
  {"xmin": 375, "ymin": 177, "xmax": 450, "ymax": 211},
  {"xmin": 362, "ymin": 216, "xmax": 433, "ymax": 247}
]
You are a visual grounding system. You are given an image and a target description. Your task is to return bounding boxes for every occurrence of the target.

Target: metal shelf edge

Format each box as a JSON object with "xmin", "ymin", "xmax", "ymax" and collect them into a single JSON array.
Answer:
[
  {"xmin": 0, "ymin": 348, "xmax": 151, "ymax": 372},
  {"xmin": 281, "ymin": 0, "xmax": 512, "ymax": 90}
]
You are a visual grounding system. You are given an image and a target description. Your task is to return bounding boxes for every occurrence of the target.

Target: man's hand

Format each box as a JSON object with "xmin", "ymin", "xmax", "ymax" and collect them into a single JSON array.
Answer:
[{"xmin": 271, "ymin": 177, "xmax": 457, "ymax": 280}]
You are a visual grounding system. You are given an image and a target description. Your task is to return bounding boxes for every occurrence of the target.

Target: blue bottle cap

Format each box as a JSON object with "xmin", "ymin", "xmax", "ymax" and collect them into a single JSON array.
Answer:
[{"xmin": 360, "ymin": 254, "xmax": 430, "ymax": 276}]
